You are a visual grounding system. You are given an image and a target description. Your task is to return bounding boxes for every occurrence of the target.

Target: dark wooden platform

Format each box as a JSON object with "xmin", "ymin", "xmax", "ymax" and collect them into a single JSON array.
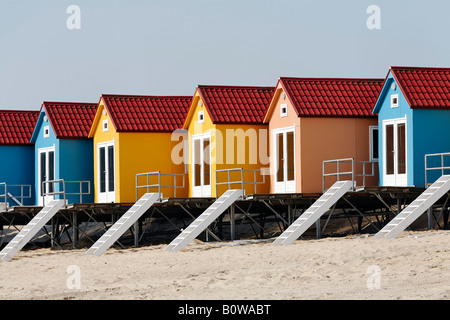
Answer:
[{"xmin": 1, "ymin": 186, "xmax": 449, "ymax": 251}]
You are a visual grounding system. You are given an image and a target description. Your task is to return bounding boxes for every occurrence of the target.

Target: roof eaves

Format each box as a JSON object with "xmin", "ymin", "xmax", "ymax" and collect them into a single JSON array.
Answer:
[
  {"xmin": 30, "ymin": 104, "xmax": 46, "ymax": 143},
  {"xmin": 389, "ymin": 67, "xmax": 414, "ymax": 108}
]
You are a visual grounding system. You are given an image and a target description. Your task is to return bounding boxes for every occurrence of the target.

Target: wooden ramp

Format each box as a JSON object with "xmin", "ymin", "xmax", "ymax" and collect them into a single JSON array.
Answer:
[
  {"xmin": 0, "ymin": 200, "xmax": 65, "ymax": 262},
  {"xmin": 164, "ymin": 189, "xmax": 242, "ymax": 252},
  {"xmin": 374, "ymin": 175, "xmax": 450, "ymax": 239},
  {"xmin": 273, "ymin": 180, "xmax": 353, "ymax": 245},
  {"xmin": 86, "ymin": 193, "xmax": 161, "ymax": 256}
]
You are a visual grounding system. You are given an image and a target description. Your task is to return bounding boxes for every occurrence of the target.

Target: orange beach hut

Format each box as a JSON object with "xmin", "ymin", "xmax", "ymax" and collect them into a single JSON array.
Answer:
[{"xmin": 263, "ymin": 77, "xmax": 384, "ymax": 193}]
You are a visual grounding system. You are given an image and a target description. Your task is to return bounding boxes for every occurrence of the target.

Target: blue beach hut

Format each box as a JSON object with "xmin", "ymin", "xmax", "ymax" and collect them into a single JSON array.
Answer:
[
  {"xmin": 373, "ymin": 66, "xmax": 450, "ymax": 187},
  {"xmin": 30, "ymin": 102, "xmax": 97, "ymax": 205},
  {"xmin": 0, "ymin": 110, "xmax": 39, "ymax": 208}
]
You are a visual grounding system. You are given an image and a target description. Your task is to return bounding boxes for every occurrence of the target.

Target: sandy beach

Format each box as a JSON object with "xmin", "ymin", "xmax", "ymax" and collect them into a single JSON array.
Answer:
[{"xmin": 0, "ymin": 229, "xmax": 449, "ymax": 301}]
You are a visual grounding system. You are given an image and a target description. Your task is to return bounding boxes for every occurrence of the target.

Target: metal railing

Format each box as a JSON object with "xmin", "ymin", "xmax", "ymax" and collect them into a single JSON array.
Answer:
[
  {"xmin": 0, "ymin": 183, "xmax": 32, "ymax": 209},
  {"xmin": 42, "ymin": 179, "xmax": 91, "ymax": 205},
  {"xmin": 215, "ymin": 168, "xmax": 266, "ymax": 198},
  {"xmin": 135, "ymin": 171, "xmax": 186, "ymax": 201},
  {"xmin": 425, "ymin": 152, "xmax": 450, "ymax": 186},
  {"xmin": 322, "ymin": 158, "xmax": 376, "ymax": 192}
]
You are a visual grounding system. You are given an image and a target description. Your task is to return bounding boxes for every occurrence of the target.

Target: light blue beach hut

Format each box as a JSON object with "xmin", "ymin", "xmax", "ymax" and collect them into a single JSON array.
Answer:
[
  {"xmin": 30, "ymin": 102, "xmax": 97, "ymax": 205},
  {"xmin": 373, "ymin": 66, "xmax": 450, "ymax": 187}
]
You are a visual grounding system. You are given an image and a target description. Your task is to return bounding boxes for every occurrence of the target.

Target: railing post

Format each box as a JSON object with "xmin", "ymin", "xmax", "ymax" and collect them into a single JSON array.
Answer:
[
  {"xmin": 215, "ymin": 170, "xmax": 218, "ymax": 198},
  {"xmin": 174, "ymin": 175, "xmax": 177, "ymax": 198},
  {"xmin": 351, "ymin": 159, "xmax": 355, "ymax": 191},
  {"xmin": 158, "ymin": 172, "xmax": 161, "ymax": 201},
  {"xmin": 5, "ymin": 183, "xmax": 7, "ymax": 208},
  {"xmin": 254, "ymin": 169, "xmax": 257, "ymax": 195},
  {"xmin": 322, "ymin": 162, "xmax": 325, "ymax": 192},
  {"xmin": 337, "ymin": 160, "xmax": 340, "ymax": 182},
  {"xmin": 362, "ymin": 161, "xmax": 366, "ymax": 187},
  {"xmin": 241, "ymin": 168, "xmax": 244, "ymax": 198}
]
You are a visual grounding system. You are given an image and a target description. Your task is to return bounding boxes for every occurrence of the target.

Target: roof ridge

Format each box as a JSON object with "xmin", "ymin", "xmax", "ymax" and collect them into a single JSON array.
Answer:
[
  {"xmin": 391, "ymin": 66, "xmax": 450, "ymax": 71},
  {"xmin": 280, "ymin": 77, "xmax": 384, "ymax": 82},
  {"xmin": 0, "ymin": 109, "xmax": 39, "ymax": 113},
  {"xmin": 101, "ymin": 94, "xmax": 192, "ymax": 99},
  {"xmin": 197, "ymin": 85, "xmax": 275, "ymax": 90},
  {"xmin": 43, "ymin": 101, "xmax": 98, "ymax": 106}
]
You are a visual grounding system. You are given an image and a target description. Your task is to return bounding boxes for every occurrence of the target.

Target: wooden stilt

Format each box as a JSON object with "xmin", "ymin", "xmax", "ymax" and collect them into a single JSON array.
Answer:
[
  {"xmin": 230, "ymin": 205, "xmax": 235, "ymax": 241},
  {"xmin": 72, "ymin": 212, "xmax": 78, "ymax": 248}
]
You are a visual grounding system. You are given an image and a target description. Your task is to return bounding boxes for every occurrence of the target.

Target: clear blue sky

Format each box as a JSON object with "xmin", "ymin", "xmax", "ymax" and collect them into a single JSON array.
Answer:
[{"xmin": 1, "ymin": 0, "xmax": 449, "ymax": 110}]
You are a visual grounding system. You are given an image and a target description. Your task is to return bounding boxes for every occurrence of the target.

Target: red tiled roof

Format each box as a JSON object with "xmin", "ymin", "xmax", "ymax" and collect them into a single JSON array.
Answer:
[
  {"xmin": 101, "ymin": 95, "xmax": 192, "ymax": 132},
  {"xmin": 197, "ymin": 85, "xmax": 275, "ymax": 124},
  {"xmin": 390, "ymin": 66, "xmax": 450, "ymax": 108},
  {"xmin": 279, "ymin": 77, "xmax": 384, "ymax": 117},
  {"xmin": 44, "ymin": 102, "xmax": 98, "ymax": 139},
  {"xmin": 0, "ymin": 110, "xmax": 39, "ymax": 145}
]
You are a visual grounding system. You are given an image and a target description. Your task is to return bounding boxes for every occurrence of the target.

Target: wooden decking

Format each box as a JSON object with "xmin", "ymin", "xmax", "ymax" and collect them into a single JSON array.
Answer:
[{"xmin": 1, "ymin": 186, "xmax": 449, "ymax": 251}]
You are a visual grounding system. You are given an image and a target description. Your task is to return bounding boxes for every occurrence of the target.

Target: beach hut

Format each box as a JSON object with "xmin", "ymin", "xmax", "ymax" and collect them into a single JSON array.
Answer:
[
  {"xmin": 88, "ymin": 94, "xmax": 192, "ymax": 203},
  {"xmin": 373, "ymin": 66, "xmax": 450, "ymax": 187},
  {"xmin": 263, "ymin": 77, "xmax": 384, "ymax": 193},
  {"xmin": 30, "ymin": 102, "xmax": 97, "ymax": 205},
  {"xmin": 0, "ymin": 110, "xmax": 39, "ymax": 207},
  {"xmin": 182, "ymin": 85, "xmax": 275, "ymax": 197}
]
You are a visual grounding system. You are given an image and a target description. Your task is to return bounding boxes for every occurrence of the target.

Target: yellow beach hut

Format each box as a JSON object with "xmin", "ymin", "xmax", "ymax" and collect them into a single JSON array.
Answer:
[
  {"xmin": 182, "ymin": 85, "xmax": 275, "ymax": 198},
  {"xmin": 88, "ymin": 94, "xmax": 192, "ymax": 203}
]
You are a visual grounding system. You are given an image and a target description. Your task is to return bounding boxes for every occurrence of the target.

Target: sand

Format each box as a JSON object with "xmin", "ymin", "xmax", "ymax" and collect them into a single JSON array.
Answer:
[{"xmin": 0, "ymin": 230, "xmax": 449, "ymax": 300}]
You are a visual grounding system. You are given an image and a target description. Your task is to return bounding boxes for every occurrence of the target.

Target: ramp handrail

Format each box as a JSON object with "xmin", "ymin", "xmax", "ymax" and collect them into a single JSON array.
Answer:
[
  {"xmin": 135, "ymin": 171, "xmax": 186, "ymax": 201},
  {"xmin": 0, "ymin": 183, "xmax": 32, "ymax": 209},
  {"xmin": 322, "ymin": 158, "xmax": 376, "ymax": 192},
  {"xmin": 215, "ymin": 168, "xmax": 266, "ymax": 198},
  {"xmin": 425, "ymin": 152, "xmax": 450, "ymax": 186},
  {"xmin": 42, "ymin": 179, "xmax": 91, "ymax": 205}
]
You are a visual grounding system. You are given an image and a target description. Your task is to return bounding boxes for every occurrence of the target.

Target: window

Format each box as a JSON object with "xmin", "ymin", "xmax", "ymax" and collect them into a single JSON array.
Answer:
[
  {"xmin": 391, "ymin": 94, "xmax": 399, "ymax": 108},
  {"xmin": 43, "ymin": 126, "xmax": 50, "ymax": 138},
  {"xmin": 369, "ymin": 126, "xmax": 379, "ymax": 161},
  {"xmin": 280, "ymin": 104, "xmax": 288, "ymax": 117},
  {"xmin": 198, "ymin": 111, "xmax": 205, "ymax": 124},
  {"xmin": 102, "ymin": 119, "xmax": 109, "ymax": 132}
]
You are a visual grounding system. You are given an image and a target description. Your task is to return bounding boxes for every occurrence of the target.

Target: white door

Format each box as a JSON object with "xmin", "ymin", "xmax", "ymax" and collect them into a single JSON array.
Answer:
[
  {"xmin": 38, "ymin": 147, "xmax": 56, "ymax": 206},
  {"xmin": 274, "ymin": 127, "xmax": 296, "ymax": 193},
  {"xmin": 97, "ymin": 141, "xmax": 116, "ymax": 202},
  {"xmin": 192, "ymin": 134, "xmax": 211, "ymax": 197},
  {"xmin": 383, "ymin": 118, "xmax": 407, "ymax": 186}
]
